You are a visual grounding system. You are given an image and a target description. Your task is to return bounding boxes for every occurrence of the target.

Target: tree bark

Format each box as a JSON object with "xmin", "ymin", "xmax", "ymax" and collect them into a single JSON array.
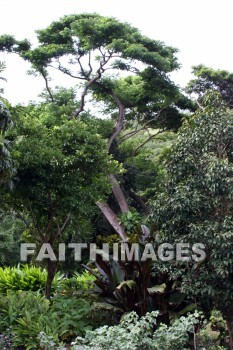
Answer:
[
  {"xmin": 96, "ymin": 201, "xmax": 127, "ymax": 241},
  {"xmin": 45, "ymin": 260, "xmax": 57, "ymax": 299},
  {"xmin": 109, "ymin": 174, "xmax": 129, "ymax": 213},
  {"xmin": 225, "ymin": 305, "xmax": 233, "ymax": 350}
]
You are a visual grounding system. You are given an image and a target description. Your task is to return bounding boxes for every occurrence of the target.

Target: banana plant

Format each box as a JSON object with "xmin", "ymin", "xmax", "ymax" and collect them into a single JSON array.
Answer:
[{"xmin": 83, "ymin": 245, "xmax": 196, "ymax": 319}]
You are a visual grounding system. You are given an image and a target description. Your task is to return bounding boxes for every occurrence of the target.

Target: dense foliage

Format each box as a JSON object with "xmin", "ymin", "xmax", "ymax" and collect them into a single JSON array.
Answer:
[{"xmin": 0, "ymin": 12, "xmax": 232, "ymax": 350}]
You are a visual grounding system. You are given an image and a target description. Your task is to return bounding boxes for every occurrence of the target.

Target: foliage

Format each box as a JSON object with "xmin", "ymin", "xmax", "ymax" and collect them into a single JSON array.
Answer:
[
  {"xmin": 0, "ymin": 61, "xmax": 6, "ymax": 95},
  {"xmin": 71, "ymin": 310, "xmax": 200, "ymax": 350},
  {"xmin": 0, "ymin": 264, "xmax": 63, "ymax": 294},
  {"xmin": 119, "ymin": 209, "xmax": 143, "ymax": 233},
  {"xmin": 187, "ymin": 65, "xmax": 233, "ymax": 107},
  {"xmin": 0, "ymin": 99, "xmax": 14, "ymax": 186},
  {"xmin": 60, "ymin": 271, "xmax": 96, "ymax": 293},
  {"xmin": 151, "ymin": 92, "xmax": 233, "ymax": 345},
  {"xmin": 0, "ymin": 213, "xmax": 25, "ymax": 266},
  {"xmin": 83, "ymin": 252, "xmax": 152, "ymax": 315},
  {"xmin": 0, "ymin": 290, "xmax": 93, "ymax": 349},
  {"xmin": 0, "ymin": 63, "xmax": 15, "ymax": 186},
  {"xmin": 8, "ymin": 99, "xmax": 115, "ymax": 223},
  {"xmin": 83, "ymin": 252, "xmax": 195, "ymax": 321},
  {"xmin": 118, "ymin": 130, "xmax": 176, "ymax": 201},
  {"xmin": 0, "ymin": 14, "xmax": 195, "ymax": 135},
  {"xmin": 4, "ymin": 89, "xmax": 118, "ymax": 297}
]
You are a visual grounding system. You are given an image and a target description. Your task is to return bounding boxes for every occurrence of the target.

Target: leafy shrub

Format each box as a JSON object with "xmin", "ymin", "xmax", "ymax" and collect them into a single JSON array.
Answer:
[
  {"xmin": 74, "ymin": 271, "xmax": 96, "ymax": 290},
  {"xmin": 71, "ymin": 311, "xmax": 201, "ymax": 350},
  {"xmin": 0, "ymin": 291, "xmax": 93, "ymax": 349},
  {"xmin": 0, "ymin": 264, "xmax": 63, "ymax": 294},
  {"xmin": 60, "ymin": 271, "xmax": 96, "ymax": 294}
]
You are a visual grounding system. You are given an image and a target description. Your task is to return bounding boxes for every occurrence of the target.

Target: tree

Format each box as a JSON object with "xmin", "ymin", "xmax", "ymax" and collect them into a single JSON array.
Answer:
[
  {"xmin": 186, "ymin": 64, "xmax": 233, "ymax": 108},
  {"xmin": 6, "ymin": 89, "xmax": 116, "ymax": 298},
  {"xmin": 151, "ymin": 92, "xmax": 233, "ymax": 348},
  {"xmin": 0, "ymin": 14, "xmax": 194, "ymax": 239}
]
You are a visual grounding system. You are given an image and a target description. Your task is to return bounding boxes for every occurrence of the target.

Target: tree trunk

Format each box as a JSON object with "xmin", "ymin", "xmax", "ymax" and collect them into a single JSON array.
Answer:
[
  {"xmin": 109, "ymin": 174, "xmax": 129, "ymax": 213},
  {"xmin": 225, "ymin": 305, "xmax": 233, "ymax": 349},
  {"xmin": 96, "ymin": 201, "xmax": 127, "ymax": 241},
  {"xmin": 128, "ymin": 190, "xmax": 150, "ymax": 215},
  {"xmin": 45, "ymin": 260, "xmax": 57, "ymax": 299}
]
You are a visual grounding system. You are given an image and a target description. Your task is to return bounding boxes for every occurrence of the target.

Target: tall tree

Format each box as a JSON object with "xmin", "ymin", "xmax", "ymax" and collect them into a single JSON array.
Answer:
[
  {"xmin": 151, "ymin": 92, "xmax": 233, "ymax": 348},
  {"xmin": 0, "ymin": 14, "xmax": 194, "ymax": 238}
]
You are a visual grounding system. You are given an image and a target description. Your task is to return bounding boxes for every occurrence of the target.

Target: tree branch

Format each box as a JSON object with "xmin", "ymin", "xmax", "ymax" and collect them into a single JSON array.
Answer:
[
  {"xmin": 56, "ymin": 212, "xmax": 71, "ymax": 239},
  {"xmin": 72, "ymin": 52, "xmax": 113, "ymax": 118},
  {"xmin": 119, "ymin": 115, "xmax": 161, "ymax": 143},
  {"xmin": 40, "ymin": 68, "xmax": 54, "ymax": 102},
  {"xmin": 96, "ymin": 201, "xmax": 127, "ymax": 241},
  {"xmin": 109, "ymin": 174, "xmax": 129, "ymax": 213},
  {"xmin": 133, "ymin": 129, "xmax": 164, "ymax": 156},
  {"xmin": 107, "ymin": 93, "xmax": 126, "ymax": 151}
]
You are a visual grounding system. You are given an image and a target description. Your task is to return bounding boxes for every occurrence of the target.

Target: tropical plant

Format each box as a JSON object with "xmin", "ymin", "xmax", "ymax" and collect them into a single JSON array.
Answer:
[
  {"xmin": 0, "ymin": 290, "xmax": 93, "ymax": 349},
  {"xmin": 0, "ymin": 264, "xmax": 63, "ymax": 294},
  {"xmin": 83, "ymin": 250, "xmax": 196, "ymax": 321}
]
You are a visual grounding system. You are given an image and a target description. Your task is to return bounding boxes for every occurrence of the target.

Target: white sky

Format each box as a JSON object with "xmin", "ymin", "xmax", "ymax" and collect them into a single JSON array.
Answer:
[{"xmin": 1, "ymin": 0, "xmax": 233, "ymax": 104}]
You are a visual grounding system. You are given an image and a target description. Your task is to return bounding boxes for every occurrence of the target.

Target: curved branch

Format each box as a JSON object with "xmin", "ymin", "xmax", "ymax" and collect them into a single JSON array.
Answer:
[
  {"xmin": 132, "ymin": 129, "xmax": 164, "ymax": 156},
  {"xmin": 73, "ymin": 52, "xmax": 113, "ymax": 118},
  {"xmin": 40, "ymin": 69, "xmax": 54, "ymax": 102},
  {"xmin": 119, "ymin": 115, "xmax": 161, "ymax": 143}
]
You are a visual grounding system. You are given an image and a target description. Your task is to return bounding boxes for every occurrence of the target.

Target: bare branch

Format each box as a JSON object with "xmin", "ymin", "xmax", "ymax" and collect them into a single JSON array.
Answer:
[
  {"xmin": 133, "ymin": 129, "xmax": 164, "ymax": 156},
  {"xmin": 61, "ymin": 212, "xmax": 71, "ymax": 233},
  {"xmin": 120, "ymin": 115, "xmax": 161, "ymax": 143},
  {"xmin": 48, "ymin": 62, "xmax": 85, "ymax": 80},
  {"xmin": 73, "ymin": 53, "xmax": 113, "ymax": 118},
  {"xmin": 87, "ymin": 51, "xmax": 93, "ymax": 77},
  {"xmin": 56, "ymin": 212, "xmax": 71, "ymax": 239},
  {"xmin": 77, "ymin": 57, "xmax": 87, "ymax": 78}
]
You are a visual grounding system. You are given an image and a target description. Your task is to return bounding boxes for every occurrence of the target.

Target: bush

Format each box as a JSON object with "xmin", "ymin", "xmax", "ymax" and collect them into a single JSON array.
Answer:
[
  {"xmin": 59, "ymin": 271, "xmax": 96, "ymax": 294},
  {"xmin": 0, "ymin": 264, "xmax": 63, "ymax": 294},
  {"xmin": 0, "ymin": 291, "xmax": 93, "ymax": 349},
  {"xmin": 71, "ymin": 311, "xmax": 201, "ymax": 350}
]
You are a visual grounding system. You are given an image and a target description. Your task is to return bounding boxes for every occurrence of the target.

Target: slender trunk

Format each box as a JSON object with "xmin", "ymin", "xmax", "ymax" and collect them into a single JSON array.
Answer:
[
  {"xmin": 96, "ymin": 201, "xmax": 127, "ymax": 241},
  {"xmin": 45, "ymin": 260, "xmax": 57, "ymax": 299},
  {"xmin": 109, "ymin": 174, "xmax": 129, "ymax": 213},
  {"xmin": 225, "ymin": 305, "xmax": 233, "ymax": 349}
]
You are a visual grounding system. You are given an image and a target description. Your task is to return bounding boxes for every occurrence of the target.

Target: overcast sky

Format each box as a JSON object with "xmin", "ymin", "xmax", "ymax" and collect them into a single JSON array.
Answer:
[{"xmin": 1, "ymin": 0, "xmax": 233, "ymax": 104}]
